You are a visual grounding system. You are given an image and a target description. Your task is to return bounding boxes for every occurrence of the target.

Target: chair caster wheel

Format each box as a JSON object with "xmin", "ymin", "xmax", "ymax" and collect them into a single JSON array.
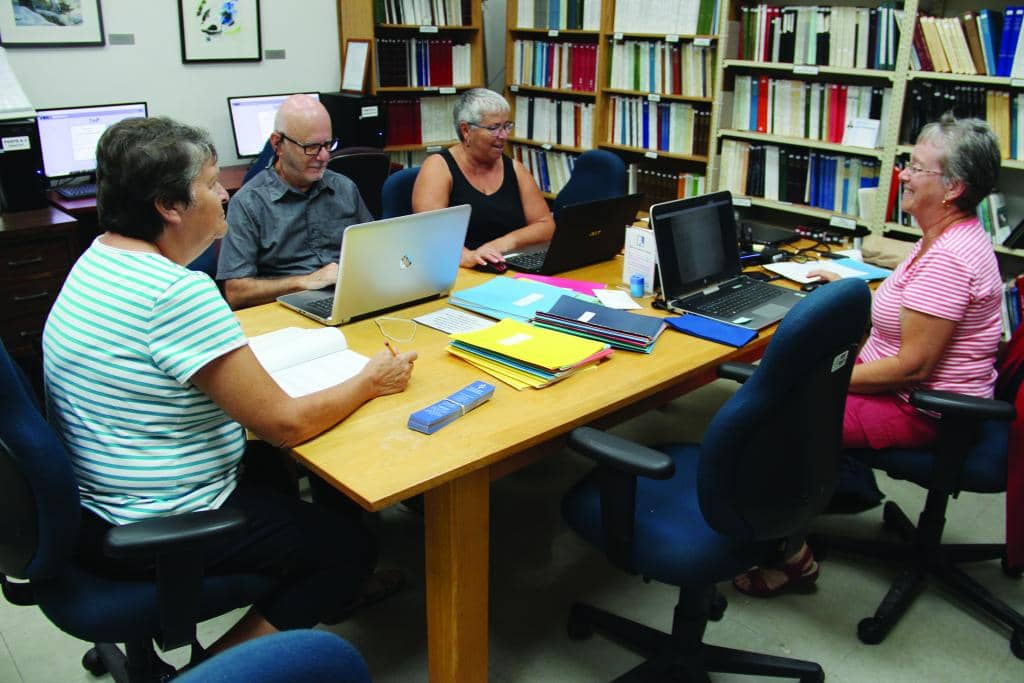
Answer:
[
  {"xmin": 1011, "ymin": 631, "xmax": 1024, "ymax": 660},
  {"xmin": 82, "ymin": 648, "xmax": 107, "ymax": 676},
  {"xmin": 857, "ymin": 617, "xmax": 887, "ymax": 645},
  {"xmin": 709, "ymin": 592, "xmax": 727, "ymax": 621},
  {"xmin": 567, "ymin": 616, "xmax": 593, "ymax": 640},
  {"xmin": 1002, "ymin": 556, "xmax": 1023, "ymax": 579}
]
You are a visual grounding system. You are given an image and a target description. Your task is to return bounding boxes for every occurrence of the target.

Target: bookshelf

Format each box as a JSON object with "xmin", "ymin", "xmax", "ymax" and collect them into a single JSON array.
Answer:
[{"xmin": 335, "ymin": 0, "xmax": 486, "ymax": 159}]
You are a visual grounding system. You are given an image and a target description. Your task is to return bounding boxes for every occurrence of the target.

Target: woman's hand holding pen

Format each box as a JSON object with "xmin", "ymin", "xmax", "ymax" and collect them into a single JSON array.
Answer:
[{"xmin": 363, "ymin": 347, "xmax": 418, "ymax": 396}]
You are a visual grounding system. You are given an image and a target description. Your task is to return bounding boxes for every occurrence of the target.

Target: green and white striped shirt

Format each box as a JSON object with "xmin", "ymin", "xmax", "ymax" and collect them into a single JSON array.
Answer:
[{"xmin": 43, "ymin": 238, "xmax": 248, "ymax": 525}]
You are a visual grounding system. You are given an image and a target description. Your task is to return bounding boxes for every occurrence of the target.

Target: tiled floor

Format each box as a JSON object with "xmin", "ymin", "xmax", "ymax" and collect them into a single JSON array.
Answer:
[{"xmin": 2, "ymin": 381, "xmax": 1022, "ymax": 681}]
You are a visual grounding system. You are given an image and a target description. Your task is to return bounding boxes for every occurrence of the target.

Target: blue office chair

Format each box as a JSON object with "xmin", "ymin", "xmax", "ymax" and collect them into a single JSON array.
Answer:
[
  {"xmin": 176, "ymin": 630, "xmax": 372, "ymax": 683},
  {"xmin": 187, "ymin": 240, "xmax": 220, "ymax": 278},
  {"xmin": 810, "ymin": 326, "xmax": 1024, "ymax": 657},
  {"xmin": 329, "ymin": 146, "xmax": 391, "ymax": 219},
  {"xmin": 551, "ymin": 149, "xmax": 626, "ymax": 218},
  {"xmin": 561, "ymin": 279, "xmax": 871, "ymax": 681},
  {"xmin": 243, "ymin": 139, "xmax": 277, "ymax": 185},
  {"xmin": 0, "ymin": 339, "xmax": 276, "ymax": 682},
  {"xmin": 381, "ymin": 166, "xmax": 419, "ymax": 218}
]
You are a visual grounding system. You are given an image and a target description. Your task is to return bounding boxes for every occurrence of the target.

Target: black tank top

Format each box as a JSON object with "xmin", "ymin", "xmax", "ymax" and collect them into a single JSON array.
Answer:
[{"xmin": 440, "ymin": 149, "xmax": 526, "ymax": 249}]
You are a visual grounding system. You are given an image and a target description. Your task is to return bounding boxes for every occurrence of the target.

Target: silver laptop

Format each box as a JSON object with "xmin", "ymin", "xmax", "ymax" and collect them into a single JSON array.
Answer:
[
  {"xmin": 651, "ymin": 191, "xmax": 804, "ymax": 330},
  {"xmin": 277, "ymin": 204, "xmax": 470, "ymax": 325}
]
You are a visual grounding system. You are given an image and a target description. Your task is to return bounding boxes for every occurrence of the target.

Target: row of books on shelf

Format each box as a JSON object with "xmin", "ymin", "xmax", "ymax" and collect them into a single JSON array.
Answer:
[
  {"xmin": 605, "ymin": 96, "xmax": 711, "ymax": 156},
  {"xmin": 910, "ymin": 10, "xmax": 1023, "ymax": 77},
  {"xmin": 719, "ymin": 139, "xmax": 880, "ymax": 217},
  {"xmin": 627, "ymin": 162, "xmax": 707, "ymax": 206},
  {"xmin": 730, "ymin": 76, "xmax": 890, "ymax": 147},
  {"xmin": 511, "ymin": 144, "xmax": 577, "ymax": 195},
  {"xmin": 511, "ymin": 40, "xmax": 598, "ymax": 92},
  {"xmin": 375, "ymin": 38, "xmax": 472, "ymax": 87},
  {"xmin": 888, "ymin": 189, "xmax": 1015, "ymax": 246},
  {"xmin": 1001, "ymin": 274, "xmax": 1024, "ymax": 338},
  {"xmin": 373, "ymin": 0, "xmax": 472, "ymax": 26},
  {"xmin": 512, "ymin": 95, "xmax": 595, "ymax": 148},
  {"xmin": 606, "ymin": 40, "xmax": 716, "ymax": 98},
  {"xmin": 514, "ymin": 0, "xmax": 602, "ymax": 31},
  {"xmin": 383, "ymin": 96, "xmax": 458, "ymax": 146},
  {"xmin": 902, "ymin": 84, "xmax": 1020, "ymax": 159},
  {"xmin": 612, "ymin": 0, "xmax": 719, "ymax": 36},
  {"xmin": 738, "ymin": 4, "xmax": 902, "ymax": 70}
]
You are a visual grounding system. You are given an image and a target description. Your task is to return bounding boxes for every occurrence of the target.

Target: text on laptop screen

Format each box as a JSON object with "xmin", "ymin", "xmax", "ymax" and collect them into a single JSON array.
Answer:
[
  {"xmin": 228, "ymin": 92, "xmax": 320, "ymax": 157},
  {"xmin": 36, "ymin": 102, "xmax": 148, "ymax": 180},
  {"xmin": 655, "ymin": 194, "xmax": 742, "ymax": 293}
]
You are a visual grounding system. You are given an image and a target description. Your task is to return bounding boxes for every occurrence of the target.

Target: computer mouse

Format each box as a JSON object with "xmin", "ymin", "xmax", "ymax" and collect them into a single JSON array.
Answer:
[
  {"xmin": 475, "ymin": 261, "xmax": 508, "ymax": 274},
  {"xmin": 801, "ymin": 281, "xmax": 823, "ymax": 292}
]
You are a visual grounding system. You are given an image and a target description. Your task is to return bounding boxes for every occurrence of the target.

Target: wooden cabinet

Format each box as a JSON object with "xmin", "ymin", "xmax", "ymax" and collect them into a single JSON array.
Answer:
[{"xmin": 0, "ymin": 208, "xmax": 77, "ymax": 391}]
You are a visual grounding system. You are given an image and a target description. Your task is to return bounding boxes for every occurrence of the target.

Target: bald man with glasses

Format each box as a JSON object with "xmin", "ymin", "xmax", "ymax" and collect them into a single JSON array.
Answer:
[{"xmin": 217, "ymin": 94, "xmax": 373, "ymax": 310}]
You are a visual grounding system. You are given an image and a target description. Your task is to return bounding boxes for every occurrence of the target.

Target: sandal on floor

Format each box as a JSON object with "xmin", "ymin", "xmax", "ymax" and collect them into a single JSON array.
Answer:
[
  {"xmin": 324, "ymin": 568, "xmax": 407, "ymax": 624},
  {"xmin": 732, "ymin": 545, "xmax": 819, "ymax": 598}
]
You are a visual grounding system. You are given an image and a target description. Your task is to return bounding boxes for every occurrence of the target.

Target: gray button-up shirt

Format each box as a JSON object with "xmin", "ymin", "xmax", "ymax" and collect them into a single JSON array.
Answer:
[{"xmin": 216, "ymin": 167, "xmax": 372, "ymax": 280}]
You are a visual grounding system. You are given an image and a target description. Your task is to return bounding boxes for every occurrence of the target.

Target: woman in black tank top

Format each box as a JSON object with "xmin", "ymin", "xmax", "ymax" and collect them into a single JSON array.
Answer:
[{"xmin": 411, "ymin": 89, "xmax": 555, "ymax": 269}]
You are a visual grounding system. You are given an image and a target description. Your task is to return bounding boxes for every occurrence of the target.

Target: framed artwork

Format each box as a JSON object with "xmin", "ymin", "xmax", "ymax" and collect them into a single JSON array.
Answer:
[
  {"xmin": 340, "ymin": 39, "xmax": 370, "ymax": 93},
  {"xmin": 0, "ymin": 0, "xmax": 105, "ymax": 48},
  {"xmin": 178, "ymin": 0, "xmax": 261, "ymax": 63}
]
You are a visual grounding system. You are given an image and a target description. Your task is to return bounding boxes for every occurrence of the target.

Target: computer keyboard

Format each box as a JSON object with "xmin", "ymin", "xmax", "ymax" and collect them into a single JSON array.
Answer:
[
  {"xmin": 54, "ymin": 182, "xmax": 97, "ymax": 199},
  {"xmin": 504, "ymin": 250, "xmax": 547, "ymax": 271},
  {"xmin": 305, "ymin": 296, "xmax": 335, "ymax": 318},
  {"xmin": 680, "ymin": 280, "xmax": 781, "ymax": 317}
]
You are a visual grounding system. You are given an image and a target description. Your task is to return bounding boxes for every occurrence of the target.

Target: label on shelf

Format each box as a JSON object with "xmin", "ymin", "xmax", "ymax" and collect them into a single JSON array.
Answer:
[
  {"xmin": 830, "ymin": 216, "xmax": 857, "ymax": 230},
  {"xmin": 548, "ymin": 29, "xmax": 559, "ymax": 37},
  {"xmin": 360, "ymin": 106, "xmax": 379, "ymax": 119},
  {"xmin": 425, "ymin": 86, "xmax": 439, "ymax": 92},
  {"xmin": 419, "ymin": 25, "xmax": 439, "ymax": 33},
  {"xmin": 733, "ymin": 196, "xmax": 752, "ymax": 207},
  {"xmin": 510, "ymin": 84, "xmax": 519, "ymax": 92},
  {"xmin": 793, "ymin": 65, "xmax": 819, "ymax": 75},
  {"xmin": 666, "ymin": 34, "xmax": 679, "ymax": 43},
  {"xmin": 644, "ymin": 151, "xmax": 658, "ymax": 159},
  {"xmin": 1013, "ymin": 79, "xmax": 1024, "ymax": 88},
  {"xmin": 439, "ymin": 86, "xmax": 456, "ymax": 94},
  {"xmin": 425, "ymin": 145, "xmax": 442, "ymax": 153},
  {"xmin": 542, "ymin": 143, "xmax": 553, "ymax": 150},
  {"xmin": 694, "ymin": 38, "xmax": 711, "ymax": 47},
  {"xmin": 647, "ymin": 93, "xmax": 661, "ymax": 102},
  {"xmin": 613, "ymin": 32, "xmax": 623, "ymax": 41}
]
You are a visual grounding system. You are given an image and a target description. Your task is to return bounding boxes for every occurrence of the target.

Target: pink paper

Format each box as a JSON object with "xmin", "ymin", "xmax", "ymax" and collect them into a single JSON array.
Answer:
[{"xmin": 512, "ymin": 273, "xmax": 604, "ymax": 296}]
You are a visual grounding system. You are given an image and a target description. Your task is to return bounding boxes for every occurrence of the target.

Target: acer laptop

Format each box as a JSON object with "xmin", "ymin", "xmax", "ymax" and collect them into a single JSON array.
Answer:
[
  {"xmin": 277, "ymin": 204, "xmax": 470, "ymax": 325},
  {"xmin": 651, "ymin": 191, "xmax": 804, "ymax": 330},
  {"xmin": 503, "ymin": 192, "xmax": 646, "ymax": 275}
]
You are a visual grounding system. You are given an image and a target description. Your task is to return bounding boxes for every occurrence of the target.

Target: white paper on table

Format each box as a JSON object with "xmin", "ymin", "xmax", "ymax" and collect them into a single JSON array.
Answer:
[
  {"xmin": 595, "ymin": 289, "xmax": 642, "ymax": 310},
  {"xmin": 764, "ymin": 260, "xmax": 868, "ymax": 284},
  {"xmin": 414, "ymin": 307, "xmax": 495, "ymax": 334}
]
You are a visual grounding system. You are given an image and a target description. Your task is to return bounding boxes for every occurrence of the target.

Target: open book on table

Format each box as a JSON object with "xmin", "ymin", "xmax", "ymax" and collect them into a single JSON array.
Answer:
[{"xmin": 248, "ymin": 327, "xmax": 368, "ymax": 398}]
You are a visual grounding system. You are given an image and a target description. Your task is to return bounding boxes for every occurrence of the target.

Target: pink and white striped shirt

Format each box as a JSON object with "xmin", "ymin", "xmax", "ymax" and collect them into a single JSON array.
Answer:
[{"xmin": 859, "ymin": 218, "xmax": 1002, "ymax": 401}]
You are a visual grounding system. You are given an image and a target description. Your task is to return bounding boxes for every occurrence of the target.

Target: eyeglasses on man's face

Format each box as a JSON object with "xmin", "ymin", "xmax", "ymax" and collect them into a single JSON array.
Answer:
[
  {"xmin": 278, "ymin": 132, "xmax": 340, "ymax": 157},
  {"xmin": 902, "ymin": 162, "xmax": 942, "ymax": 177},
  {"xmin": 469, "ymin": 121, "xmax": 514, "ymax": 136}
]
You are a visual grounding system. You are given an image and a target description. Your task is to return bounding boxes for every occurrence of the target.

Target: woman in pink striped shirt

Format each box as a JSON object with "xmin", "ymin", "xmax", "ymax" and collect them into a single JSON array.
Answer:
[{"xmin": 736, "ymin": 114, "xmax": 1004, "ymax": 596}]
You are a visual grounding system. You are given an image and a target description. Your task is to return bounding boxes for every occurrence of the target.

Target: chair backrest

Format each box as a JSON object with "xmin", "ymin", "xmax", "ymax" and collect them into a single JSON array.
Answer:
[
  {"xmin": 187, "ymin": 240, "xmax": 220, "ymax": 277},
  {"xmin": 698, "ymin": 279, "xmax": 872, "ymax": 541},
  {"xmin": 552, "ymin": 149, "xmax": 627, "ymax": 218},
  {"xmin": 327, "ymin": 148, "xmax": 392, "ymax": 219},
  {"xmin": 0, "ymin": 340, "xmax": 80, "ymax": 582},
  {"xmin": 242, "ymin": 139, "xmax": 276, "ymax": 186},
  {"xmin": 381, "ymin": 166, "xmax": 420, "ymax": 218}
]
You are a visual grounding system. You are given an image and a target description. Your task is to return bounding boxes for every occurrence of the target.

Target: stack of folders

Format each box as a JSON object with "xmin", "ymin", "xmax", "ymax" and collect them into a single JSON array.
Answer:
[
  {"xmin": 448, "ymin": 318, "xmax": 613, "ymax": 390},
  {"xmin": 533, "ymin": 295, "xmax": 668, "ymax": 353},
  {"xmin": 449, "ymin": 276, "xmax": 581, "ymax": 322},
  {"xmin": 407, "ymin": 381, "xmax": 495, "ymax": 435}
]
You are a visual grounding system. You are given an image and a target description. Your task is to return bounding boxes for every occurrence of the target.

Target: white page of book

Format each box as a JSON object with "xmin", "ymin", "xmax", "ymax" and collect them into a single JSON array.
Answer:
[{"xmin": 248, "ymin": 327, "xmax": 369, "ymax": 398}]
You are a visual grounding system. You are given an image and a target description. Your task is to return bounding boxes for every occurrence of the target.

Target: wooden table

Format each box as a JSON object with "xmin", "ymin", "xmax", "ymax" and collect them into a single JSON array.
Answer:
[{"xmin": 235, "ymin": 258, "xmax": 773, "ymax": 682}]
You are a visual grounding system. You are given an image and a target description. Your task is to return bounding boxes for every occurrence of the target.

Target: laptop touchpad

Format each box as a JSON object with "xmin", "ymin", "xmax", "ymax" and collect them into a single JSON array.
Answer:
[{"xmin": 754, "ymin": 303, "xmax": 789, "ymax": 318}]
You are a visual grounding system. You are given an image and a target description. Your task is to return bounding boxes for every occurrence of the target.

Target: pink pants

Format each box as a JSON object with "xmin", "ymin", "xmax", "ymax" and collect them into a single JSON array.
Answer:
[{"xmin": 843, "ymin": 392, "xmax": 939, "ymax": 450}]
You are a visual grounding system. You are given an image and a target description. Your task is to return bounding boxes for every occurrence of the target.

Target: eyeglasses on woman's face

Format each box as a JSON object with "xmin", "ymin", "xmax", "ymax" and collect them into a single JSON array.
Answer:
[
  {"xmin": 902, "ymin": 162, "xmax": 942, "ymax": 177},
  {"xmin": 469, "ymin": 121, "xmax": 514, "ymax": 137}
]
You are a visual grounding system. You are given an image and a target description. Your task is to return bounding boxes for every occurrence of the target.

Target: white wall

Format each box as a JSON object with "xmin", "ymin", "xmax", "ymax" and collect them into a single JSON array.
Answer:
[{"xmin": 6, "ymin": 0, "xmax": 341, "ymax": 167}]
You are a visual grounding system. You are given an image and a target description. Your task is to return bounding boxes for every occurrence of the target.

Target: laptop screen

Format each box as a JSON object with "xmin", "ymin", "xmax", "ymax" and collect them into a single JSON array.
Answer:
[{"xmin": 651, "ymin": 191, "xmax": 742, "ymax": 297}]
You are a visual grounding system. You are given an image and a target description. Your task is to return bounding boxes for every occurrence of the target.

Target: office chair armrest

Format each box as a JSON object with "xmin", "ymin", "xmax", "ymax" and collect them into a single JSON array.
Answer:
[
  {"xmin": 909, "ymin": 390, "xmax": 1016, "ymax": 422},
  {"xmin": 717, "ymin": 362, "xmax": 757, "ymax": 384},
  {"xmin": 104, "ymin": 509, "xmax": 247, "ymax": 560},
  {"xmin": 568, "ymin": 427, "xmax": 674, "ymax": 479}
]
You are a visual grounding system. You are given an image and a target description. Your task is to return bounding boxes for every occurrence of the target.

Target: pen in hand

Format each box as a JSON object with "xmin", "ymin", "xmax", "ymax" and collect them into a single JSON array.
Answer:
[{"xmin": 384, "ymin": 340, "xmax": 397, "ymax": 357}]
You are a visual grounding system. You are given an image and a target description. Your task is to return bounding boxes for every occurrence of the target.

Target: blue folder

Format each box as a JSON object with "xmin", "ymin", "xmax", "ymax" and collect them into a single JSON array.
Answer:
[{"xmin": 665, "ymin": 315, "xmax": 758, "ymax": 348}]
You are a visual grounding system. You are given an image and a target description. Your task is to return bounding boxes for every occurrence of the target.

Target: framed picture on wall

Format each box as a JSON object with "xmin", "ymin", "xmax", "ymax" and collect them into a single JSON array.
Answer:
[
  {"xmin": 340, "ymin": 39, "xmax": 370, "ymax": 94},
  {"xmin": 178, "ymin": 0, "xmax": 261, "ymax": 63},
  {"xmin": 0, "ymin": 0, "xmax": 105, "ymax": 48}
]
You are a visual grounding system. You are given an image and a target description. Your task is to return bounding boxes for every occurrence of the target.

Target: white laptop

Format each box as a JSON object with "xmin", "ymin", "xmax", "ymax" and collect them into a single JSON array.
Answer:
[{"xmin": 277, "ymin": 204, "xmax": 470, "ymax": 325}]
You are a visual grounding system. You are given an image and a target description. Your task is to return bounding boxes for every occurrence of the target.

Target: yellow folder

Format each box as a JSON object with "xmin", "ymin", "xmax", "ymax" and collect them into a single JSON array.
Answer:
[{"xmin": 449, "ymin": 318, "xmax": 608, "ymax": 371}]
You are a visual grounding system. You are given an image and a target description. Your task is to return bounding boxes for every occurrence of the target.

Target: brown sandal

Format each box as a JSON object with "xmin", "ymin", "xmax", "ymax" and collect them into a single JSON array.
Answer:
[{"xmin": 732, "ymin": 545, "xmax": 819, "ymax": 597}]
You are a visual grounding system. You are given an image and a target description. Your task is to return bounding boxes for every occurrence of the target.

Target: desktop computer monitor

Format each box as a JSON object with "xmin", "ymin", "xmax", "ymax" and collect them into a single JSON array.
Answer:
[
  {"xmin": 35, "ymin": 102, "xmax": 148, "ymax": 181},
  {"xmin": 227, "ymin": 92, "xmax": 320, "ymax": 158}
]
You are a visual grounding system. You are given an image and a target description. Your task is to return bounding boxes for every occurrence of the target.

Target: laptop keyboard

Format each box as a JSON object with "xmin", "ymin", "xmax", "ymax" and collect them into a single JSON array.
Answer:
[
  {"xmin": 305, "ymin": 296, "xmax": 335, "ymax": 318},
  {"xmin": 678, "ymin": 279, "xmax": 781, "ymax": 317},
  {"xmin": 504, "ymin": 250, "xmax": 547, "ymax": 271}
]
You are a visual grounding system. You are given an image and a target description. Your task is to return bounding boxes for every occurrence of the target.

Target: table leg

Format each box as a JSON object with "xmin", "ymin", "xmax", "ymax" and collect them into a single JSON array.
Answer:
[{"xmin": 424, "ymin": 467, "xmax": 490, "ymax": 682}]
